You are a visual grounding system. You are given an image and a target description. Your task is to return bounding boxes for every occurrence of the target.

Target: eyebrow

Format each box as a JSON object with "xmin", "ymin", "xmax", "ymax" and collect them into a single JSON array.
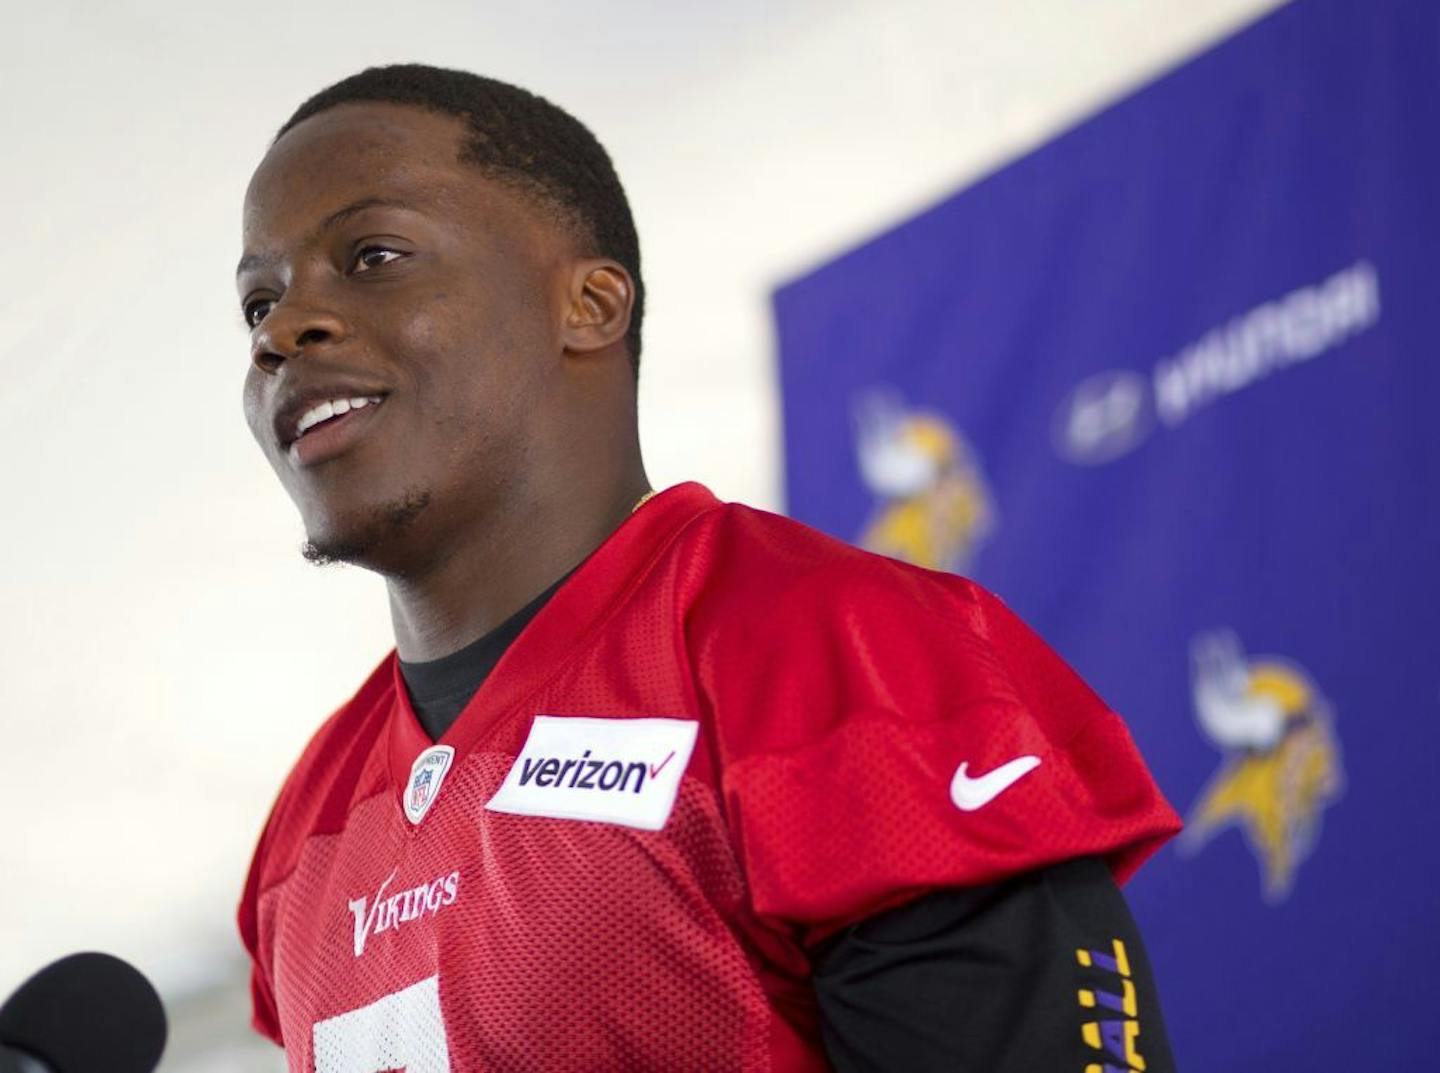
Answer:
[{"xmin": 235, "ymin": 196, "xmax": 417, "ymax": 278}]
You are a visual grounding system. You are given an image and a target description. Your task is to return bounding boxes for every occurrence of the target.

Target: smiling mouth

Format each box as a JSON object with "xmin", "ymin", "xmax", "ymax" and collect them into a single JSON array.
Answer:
[
  {"xmin": 286, "ymin": 395, "xmax": 387, "ymax": 467},
  {"xmin": 291, "ymin": 395, "xmax": 385, "ymax": 443}
]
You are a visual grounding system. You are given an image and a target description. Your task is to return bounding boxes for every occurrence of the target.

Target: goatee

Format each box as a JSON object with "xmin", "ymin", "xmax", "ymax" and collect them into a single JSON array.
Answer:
[{"xmin": 301, "ymin": 489, "xmax": 432, "ymax": 567}]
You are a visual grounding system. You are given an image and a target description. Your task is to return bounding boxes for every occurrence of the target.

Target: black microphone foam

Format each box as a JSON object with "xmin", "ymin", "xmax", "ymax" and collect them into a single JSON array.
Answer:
[{"xmin": 0, "ymin": 953, "xmax": 166, "ymax": 1073}]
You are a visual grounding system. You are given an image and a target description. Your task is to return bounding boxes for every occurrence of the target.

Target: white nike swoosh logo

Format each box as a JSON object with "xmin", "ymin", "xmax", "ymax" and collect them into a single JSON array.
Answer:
[{"xmin": 950, "ymin": 755, "xmax": 1042, "ymax": 811}]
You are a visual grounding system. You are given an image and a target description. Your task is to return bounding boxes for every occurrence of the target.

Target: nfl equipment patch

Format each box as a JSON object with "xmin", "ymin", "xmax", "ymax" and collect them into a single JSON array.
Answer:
[{"xmin": 404, "ymin": 745, "xmax": 455, "ymax": 825}]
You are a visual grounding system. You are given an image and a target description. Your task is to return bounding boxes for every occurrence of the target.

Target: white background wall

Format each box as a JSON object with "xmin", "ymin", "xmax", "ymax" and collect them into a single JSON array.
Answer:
[{"xmin": 0, "ymin": 0, "xmax": 1283, "ymax": 1063}]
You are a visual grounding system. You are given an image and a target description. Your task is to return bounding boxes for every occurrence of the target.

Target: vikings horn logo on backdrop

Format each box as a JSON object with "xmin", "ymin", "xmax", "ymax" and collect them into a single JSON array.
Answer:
[
  {"xmin": 1181, "ymin": 630, "xmax": 1344, "ymax": 902},
  {"xmin": 852, "ymin": 390, "xmax": 993, "ymax": 573}
]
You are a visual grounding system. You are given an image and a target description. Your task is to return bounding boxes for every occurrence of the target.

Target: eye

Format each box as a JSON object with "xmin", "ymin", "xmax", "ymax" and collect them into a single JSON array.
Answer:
[
  {"xmin": 352, "ymin": 245, "xmax": 407, "ymax": 272},
  {"xmin": 243, "ymin": 297, "xmax": 275, "ymax": 328}
]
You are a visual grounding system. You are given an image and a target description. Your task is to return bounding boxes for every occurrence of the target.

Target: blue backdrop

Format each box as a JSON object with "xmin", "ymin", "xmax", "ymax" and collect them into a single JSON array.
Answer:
[{"xmin": 774, "ymin": 0, "xmax": 1439, "ymax": 1068}]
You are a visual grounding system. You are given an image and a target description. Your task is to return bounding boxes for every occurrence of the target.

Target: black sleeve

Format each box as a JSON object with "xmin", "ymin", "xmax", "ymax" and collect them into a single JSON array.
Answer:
[{"xmin": 812, "ymin": 857, "xmax": 1175, "ymax": 1073}]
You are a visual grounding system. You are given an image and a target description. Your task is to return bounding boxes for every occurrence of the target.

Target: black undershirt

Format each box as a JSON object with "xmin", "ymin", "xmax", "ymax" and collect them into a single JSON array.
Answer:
[
  {"xmin": 398, "ymin": 574, "xmax": 568, "ymax": 742},
  {"xmin": 396, "ymin": 584, "xmax": 1174, "ymax": 1071}
]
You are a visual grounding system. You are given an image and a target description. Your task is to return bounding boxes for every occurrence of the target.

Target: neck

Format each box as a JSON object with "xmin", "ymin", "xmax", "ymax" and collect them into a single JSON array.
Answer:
[{"xmin": 385, "ymin": 459, "xmax": 649, "ymax": 662}]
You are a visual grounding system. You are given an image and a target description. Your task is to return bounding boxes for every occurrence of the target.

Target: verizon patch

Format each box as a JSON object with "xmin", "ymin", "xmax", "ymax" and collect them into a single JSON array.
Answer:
[{"xmin": 485, "ymin": 716, "xmax": 699, "ymax": 831}]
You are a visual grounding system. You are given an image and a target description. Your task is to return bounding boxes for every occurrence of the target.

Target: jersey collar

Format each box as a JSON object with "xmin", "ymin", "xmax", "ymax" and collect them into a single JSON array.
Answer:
[{"xmin": 386, "ymin": 481, "xmax": 721, "ymax": 794}]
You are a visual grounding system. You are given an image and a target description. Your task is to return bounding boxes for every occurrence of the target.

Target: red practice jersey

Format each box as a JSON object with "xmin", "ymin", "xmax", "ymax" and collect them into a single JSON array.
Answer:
[{"xmin": 238, "ymin": 482, "xmax": 1181, "ymax": 1072}]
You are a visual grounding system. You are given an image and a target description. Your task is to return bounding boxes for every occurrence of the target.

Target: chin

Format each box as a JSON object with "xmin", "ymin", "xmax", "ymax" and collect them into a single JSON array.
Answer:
[
  {"xmin": 297, "ymin": 489, "xmax": 433, "ymax": 570},
  {"xmin": 300, "ymin": 534, "xmax": 367, "ymax": 567}
]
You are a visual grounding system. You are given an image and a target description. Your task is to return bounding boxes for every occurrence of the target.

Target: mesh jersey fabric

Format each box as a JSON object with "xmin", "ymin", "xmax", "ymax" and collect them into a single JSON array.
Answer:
[{"xmin": 238, "ymin": 482, "xmax": 1181, "ymax": 1072}]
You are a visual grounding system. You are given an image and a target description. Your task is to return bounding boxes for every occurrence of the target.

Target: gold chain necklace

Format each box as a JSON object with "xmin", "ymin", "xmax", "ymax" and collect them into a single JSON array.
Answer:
[{"xmin": 632, "ymin": 489, "xmax": 656, "ymax": 513}]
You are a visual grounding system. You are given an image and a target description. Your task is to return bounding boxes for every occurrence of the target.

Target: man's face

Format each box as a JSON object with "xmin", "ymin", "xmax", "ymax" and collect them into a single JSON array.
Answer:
[{"xmin": 238, "ymin": 102, "xmax": 572, "ymax": 570}]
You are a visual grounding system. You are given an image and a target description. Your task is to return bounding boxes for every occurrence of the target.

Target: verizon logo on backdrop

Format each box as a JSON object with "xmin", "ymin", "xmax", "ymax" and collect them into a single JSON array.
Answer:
[{"xmin": 1054, "ymin": 259, "xmax": 1381, "ymax": 464}]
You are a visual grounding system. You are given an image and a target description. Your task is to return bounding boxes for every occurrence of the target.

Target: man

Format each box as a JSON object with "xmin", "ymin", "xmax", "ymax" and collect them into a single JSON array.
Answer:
[{"xmin": 237, "ymin": 64, "xmax": 1181, "ymax": 1072}]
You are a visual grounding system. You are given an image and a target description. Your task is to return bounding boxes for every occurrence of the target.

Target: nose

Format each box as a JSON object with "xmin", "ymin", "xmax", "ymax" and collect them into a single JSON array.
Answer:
[{"xmin": 250, "ymin": 293, "xmax": 349, "ymax": 374}]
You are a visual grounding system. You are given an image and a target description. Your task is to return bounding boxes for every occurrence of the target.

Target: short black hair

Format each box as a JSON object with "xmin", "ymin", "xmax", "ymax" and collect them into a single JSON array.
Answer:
[{"xmin": 278, "ymin": 63, "xmax": 644, "ymax": 369}]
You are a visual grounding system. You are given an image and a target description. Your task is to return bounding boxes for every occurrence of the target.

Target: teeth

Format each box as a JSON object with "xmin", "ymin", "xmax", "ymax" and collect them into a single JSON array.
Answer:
[
  {"xmin": 294, "ymin": 395, "xmax": 382, "ymax": 439},
  {"xmin": 306, "ymin": 401, "xmax": 334, "ymax": 431}
]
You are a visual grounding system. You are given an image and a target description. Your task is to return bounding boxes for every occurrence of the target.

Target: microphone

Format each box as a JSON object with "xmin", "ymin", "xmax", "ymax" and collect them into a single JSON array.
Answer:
[{"xmin": 0, "ymin": 953, "xmax": 166, "ymax": 1073}]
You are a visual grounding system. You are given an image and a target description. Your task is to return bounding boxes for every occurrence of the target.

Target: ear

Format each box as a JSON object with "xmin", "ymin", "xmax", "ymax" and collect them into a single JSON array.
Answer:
[{"xmin": 560, "ymin": 259, "xmax": 634, "ymax": 356}]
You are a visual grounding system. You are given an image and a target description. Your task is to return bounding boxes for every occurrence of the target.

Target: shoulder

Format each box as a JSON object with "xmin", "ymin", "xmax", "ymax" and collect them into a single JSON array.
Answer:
[
  {"xmin": 675, "ymin": 501, "xmax": 1040, "ymax": 755},
  {"xmin": 242, "ymin": 655, "xmax": 397, "ymax": 897},
  {"xmin": 236, "ymin": 655, "xmax": 396, "ymax": 1038},
  {"xmin": 678, "ymin": 498, "xmax": 991, "ymax": 633}
]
